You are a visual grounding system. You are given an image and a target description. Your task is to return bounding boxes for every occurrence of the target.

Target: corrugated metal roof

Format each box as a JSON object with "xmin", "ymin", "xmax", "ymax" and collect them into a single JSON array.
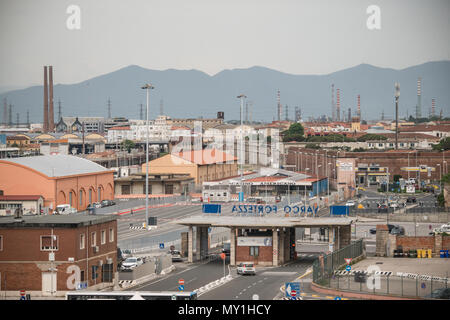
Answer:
[{"xmin": 1, "ymin": 155, "xmax": 111, "ymax": 177}]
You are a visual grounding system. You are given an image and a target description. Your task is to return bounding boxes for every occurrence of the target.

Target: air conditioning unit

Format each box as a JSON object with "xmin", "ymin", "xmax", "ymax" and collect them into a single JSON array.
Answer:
[
  {"xmin": 106, "ymin": 258, "xmax": 113, "ymax": 264},
  {"xmin": 93, "ymin": 246, "xmax": 99, "ymax": 253}
]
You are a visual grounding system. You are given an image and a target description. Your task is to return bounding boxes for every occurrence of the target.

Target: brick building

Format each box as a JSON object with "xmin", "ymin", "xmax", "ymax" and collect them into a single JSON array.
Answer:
[
  {"xmin": 0, "ymin": 214, "xmax": 117, "ymax": 298},
  {"xmin": 286, "ymin": 148, "xmax": 449, "ymax": 184}
]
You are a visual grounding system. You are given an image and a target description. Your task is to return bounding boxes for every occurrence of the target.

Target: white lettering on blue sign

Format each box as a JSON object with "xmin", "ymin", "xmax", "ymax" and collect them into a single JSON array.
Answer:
[{"xmin": 232, "ymin": 205, "xmax": 318, "ymax": 216}]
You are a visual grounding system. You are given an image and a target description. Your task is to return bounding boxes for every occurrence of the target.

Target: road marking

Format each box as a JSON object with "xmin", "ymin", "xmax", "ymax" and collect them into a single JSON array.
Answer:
[{"xmin": 261, "ymin": 271, "xmax": 297, "ymax": 276}]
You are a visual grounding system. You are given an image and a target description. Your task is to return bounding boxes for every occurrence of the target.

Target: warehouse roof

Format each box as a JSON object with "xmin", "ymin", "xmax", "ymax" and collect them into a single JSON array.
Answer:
[
  {"xmin": 0, "ymin": 213, "xmax": 117, "ymax": 228},
  {"xmin": 172, "ymin": 215, "xmax": 355, "ymax": 228},
  {"xmin": 0, "ymin": 155, "xmax": 111, "ymax": 178}
]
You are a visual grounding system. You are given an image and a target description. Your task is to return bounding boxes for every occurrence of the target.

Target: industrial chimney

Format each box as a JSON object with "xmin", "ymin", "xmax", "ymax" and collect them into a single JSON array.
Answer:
[
  {"xmin": 48, "ymin": 66, "xmax": 54, "ymax": 131},
  {"xmin": 43, "ymin": 66, "xmax": 49, "ymax": 132}
]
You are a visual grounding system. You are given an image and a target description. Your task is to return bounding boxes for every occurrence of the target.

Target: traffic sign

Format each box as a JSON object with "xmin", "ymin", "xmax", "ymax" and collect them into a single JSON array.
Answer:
[
  {"xmin": 178, "ymin": 285, "xmax": 185, "ymax": 291},
  {"xmin": 178, "ymin": 279, "xmax": 185, "ymax": 285},
  {"xmin": 20, "ymin": 296, "xmax": 26, "ymax": 300},
  {"xmin": 171, "ymin": 295, "xmax": 176, "ymax": 300},
  {"xmin": 334, "ymin": 296, "xmax": 342, "ymax": 300},
  {"xmin": 220, "ymin": 253, "xmax": 226, "ymax": 260},
  {"xmin": 285, "ymin": 282, "xmax": 300, "ymax": 299},
  {"xmin": 345, "ymin": 265, "xmax": 351, "ymax": 272},
  {"xmin": 344, "ymin": 258, "xmax": 352, "ymax": 265},
  {"xmin": 421, "ymin": 283, "xmax": 426, "ymax": 289},
  {"xmin": 20, "ymin": 290, "xmax": 25, "ymax": 296},
  {"xmin": 159, "ymin": 243, "xmax": 164, "ymax": 249}
]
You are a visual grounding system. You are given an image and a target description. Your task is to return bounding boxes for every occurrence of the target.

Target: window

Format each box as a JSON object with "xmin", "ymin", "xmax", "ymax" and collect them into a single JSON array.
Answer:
[
  {"xmin": 165, "ymin": 184, "xmax": 174, "ymax": 194},
  {"xmin": 98, "ymin": 187, "xmax": 101, "ymax": 202},
  {"xmin": 121, "ymin": 185, "xmax": 130, "ymax": 195},
  {"xmin": 79, "ymin": 189, "xmax": 83, "ymax": 207},
  {"xmin": 80, "ymin": 234, "xmax": 85, "ymax": 250},
  {"xmin": 92, "ymin": 265, "xmax": 98, "ymax": 280},
  {"xmin": 249, "ymin": 246, "xmax": 259, "ymax": 257},
  {"xmin": 41, "ymin": 235, "xmax": 58, "ymax": 251},
  {"xmin": 109, "ymin": 228, "xmax": 114, "ymax": 242},
  {"xmin": 91, "ymin": 232, "xmax": 96, "ymax": 247},
  {"xmin": 80, "ymin": 270, "xmax": 85, "ymax": 282},
  {"xmin": 101, "ymin": 230, "xmax": 106, "ymax": 245},
  {"xmin": 69, "ymin": 192, "xmax": 73, "ymax": 206},
  {"xmin": 0, "ymin": 235, "xmax": 3, "ymax": 251},
  {"xmin": 89, "ymin": 189, "xmax": 92, "ymax": 205}
]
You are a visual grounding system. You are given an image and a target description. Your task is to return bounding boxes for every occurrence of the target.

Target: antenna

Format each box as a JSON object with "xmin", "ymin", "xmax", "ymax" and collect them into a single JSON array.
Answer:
[
  {"xmin": 107, "ymin": 98, "xmax": 111, "ymax": 119},
  {"xmin": 58, "ymin": 99, "xmax": 62, "ymax": 121}
]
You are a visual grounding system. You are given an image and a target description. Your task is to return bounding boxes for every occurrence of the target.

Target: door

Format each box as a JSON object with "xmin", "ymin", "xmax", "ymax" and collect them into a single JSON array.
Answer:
[{"xmin": 41, "ymin": 272, "xmax": 57, "ymax": 296}]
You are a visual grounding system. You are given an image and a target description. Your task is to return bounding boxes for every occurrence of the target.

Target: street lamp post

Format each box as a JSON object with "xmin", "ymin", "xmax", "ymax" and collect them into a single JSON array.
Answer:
[
  {"xmin": 395, "ymin": 83, "xmax": 400, "ymax": 150},
  {"xmin": 237, "ymin": 94, "xmax": 247, "ymax": 203},
  {"xmin": 305, "ymin": 168, "xmax": 310, "ymax": 209},
  {"xmin": 142, "ymin": 83, "xmax": 154, "ymax": 230}
]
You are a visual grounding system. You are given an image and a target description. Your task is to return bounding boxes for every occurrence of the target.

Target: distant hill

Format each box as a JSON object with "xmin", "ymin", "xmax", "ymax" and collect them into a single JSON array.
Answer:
[{"xmin": 1, "ymin": 61, "xmax": 449, "ymax": 123}]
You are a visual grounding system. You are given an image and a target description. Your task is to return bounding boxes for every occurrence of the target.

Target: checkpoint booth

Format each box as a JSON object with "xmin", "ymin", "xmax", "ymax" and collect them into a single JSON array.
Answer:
[{"xmin": 173, "ymin": 215, "xmax": 356, "ymax": 267}]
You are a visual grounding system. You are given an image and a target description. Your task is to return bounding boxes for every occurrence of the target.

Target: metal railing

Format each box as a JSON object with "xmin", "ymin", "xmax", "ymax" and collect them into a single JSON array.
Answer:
[
  {"xmin": 322, "ymin": 271, "xmax": 449, "ymax": 299},
  {"xmin": 312, "ymin": 239, "xmax": 364, "ymax": 283}
]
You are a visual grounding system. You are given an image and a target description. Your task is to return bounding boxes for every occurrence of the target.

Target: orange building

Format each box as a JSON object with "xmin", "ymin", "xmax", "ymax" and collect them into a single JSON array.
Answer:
[{"xmin": 0, "ymin": 155, "xmax": 114, "ymax": 212}]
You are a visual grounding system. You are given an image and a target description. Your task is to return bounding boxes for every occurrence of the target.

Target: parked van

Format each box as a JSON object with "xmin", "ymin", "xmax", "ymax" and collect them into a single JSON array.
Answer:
[{"xmin": 55, "ymin": 204, "xmax": 77, "ymax": 215}]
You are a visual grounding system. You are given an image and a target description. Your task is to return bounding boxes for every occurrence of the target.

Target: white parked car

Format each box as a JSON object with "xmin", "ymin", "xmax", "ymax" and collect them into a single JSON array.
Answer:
[
  {"xmin": 345, "ymin": 200, "xmax": 356, "ymax": 207},
  {"xmin": 120, "ymin": 257, "xmax": 143, "ymax": 271},
  {"xmin": 237, "ymin": 262, "xmax": 256, "ymax": 275}
]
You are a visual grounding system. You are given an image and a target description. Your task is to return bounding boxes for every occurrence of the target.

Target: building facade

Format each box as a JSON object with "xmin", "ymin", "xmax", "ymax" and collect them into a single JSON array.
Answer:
[{"xmin": 0, "ymin": 214, "xmax": 117, "ymax": 298}]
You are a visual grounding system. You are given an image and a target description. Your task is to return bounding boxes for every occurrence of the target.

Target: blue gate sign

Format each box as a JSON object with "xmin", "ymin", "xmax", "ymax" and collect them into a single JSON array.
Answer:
[
  {"xmin": 159, "ymin": 243, "xmax": 164, "ymax": 249},
  {"xmin": 285, "ymin": 282, "xmax": 300, "ymax": 298},
  {"xmin": 202, "ymin": 204, "xmax": 222, "ymax": 214},
  {"xmin": 330, "ymin": 206, "xmax": 349, "ymax": 216},
  {"xmin": 345, "ymin": 265, "xmax": 351, "ymax": 272}
]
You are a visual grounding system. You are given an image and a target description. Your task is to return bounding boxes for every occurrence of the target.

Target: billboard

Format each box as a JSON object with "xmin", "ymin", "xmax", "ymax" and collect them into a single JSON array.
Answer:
[{"xmin": 237, "ymin": 237, "xmax": 272, "ymax": 247}]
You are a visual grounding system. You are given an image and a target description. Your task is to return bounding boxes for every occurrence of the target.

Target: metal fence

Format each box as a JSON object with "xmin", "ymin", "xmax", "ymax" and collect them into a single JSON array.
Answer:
[
  {"xmin": 312, "ymin": 239, "xmax": 364, "ymax": 283},
  {"xmin": 322, "ymin": 271, "xmax": 449, "ymax": 299}
]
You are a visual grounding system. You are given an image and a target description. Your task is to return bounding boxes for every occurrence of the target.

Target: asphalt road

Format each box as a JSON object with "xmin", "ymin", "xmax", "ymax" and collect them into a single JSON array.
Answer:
[{"xmin": 199, "ymin": 256, "xmax": 318, "ymax": 300}]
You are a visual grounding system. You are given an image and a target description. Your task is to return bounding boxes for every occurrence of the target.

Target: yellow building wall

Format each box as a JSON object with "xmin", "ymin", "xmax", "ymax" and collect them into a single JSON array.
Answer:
[{"xmin": 142, "ymin": 154, "xmax": 199, "ymax": 183}]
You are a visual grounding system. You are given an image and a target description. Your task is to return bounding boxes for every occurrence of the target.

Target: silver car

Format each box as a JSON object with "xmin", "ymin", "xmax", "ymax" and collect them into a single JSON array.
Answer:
[{"xmin": 237, "ymin": 262, "xmax": 256, "ymax": 275}]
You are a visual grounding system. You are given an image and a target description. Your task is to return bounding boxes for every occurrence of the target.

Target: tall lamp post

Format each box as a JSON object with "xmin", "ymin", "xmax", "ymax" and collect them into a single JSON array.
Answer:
[
  {"xmin": 237, "ymin": 94, "xmax": 247, "ymax": 202},
  {"xmin": 395, "ymin": 83, "xmax": 400, "ymax": 150},
  {"xmin": 142, "ymin": 83, "xmax": 154, "ymax": 229}
]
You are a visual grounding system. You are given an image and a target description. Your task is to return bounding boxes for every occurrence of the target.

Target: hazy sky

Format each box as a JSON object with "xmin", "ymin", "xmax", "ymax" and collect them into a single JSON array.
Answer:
[{"xmin": 0, "ymin": 0, "xmax": 449, "ymax": 88}]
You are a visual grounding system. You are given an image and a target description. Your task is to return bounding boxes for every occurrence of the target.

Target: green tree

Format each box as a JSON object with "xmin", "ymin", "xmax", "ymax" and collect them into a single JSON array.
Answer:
[
  {"xmin": 432, "ymin": 137, "xmax": 450, "ymax": 151},
  {"xmin": 121, "ymin": 139, "xmax": 135, "ymax": 153},
  {"xmin": 357, "ymin": 134, "xmax": 388, "ymax": 142},
  {"xmin": 282, "ymin": 123, "xmax": 305, "ymax": 142}
]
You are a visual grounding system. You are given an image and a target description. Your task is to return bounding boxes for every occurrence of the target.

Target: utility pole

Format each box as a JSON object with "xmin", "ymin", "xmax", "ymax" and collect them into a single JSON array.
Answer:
[
  {"xmin": 237, "ymin": 94, "xmax": 247, "ymax": 202},
  {"xmin": 142, "ymin": 84, "xmax": 154, "ymax": 230},
  {"xmin": 395, "ymin": 83, "xmax": 400, "ymax": 150}
]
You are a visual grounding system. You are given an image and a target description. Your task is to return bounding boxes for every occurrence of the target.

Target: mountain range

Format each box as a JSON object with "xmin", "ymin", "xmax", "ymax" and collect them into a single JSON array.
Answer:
[{"xmin": 1, "ymin": 61, "xmax": 449, "ymax": 124}]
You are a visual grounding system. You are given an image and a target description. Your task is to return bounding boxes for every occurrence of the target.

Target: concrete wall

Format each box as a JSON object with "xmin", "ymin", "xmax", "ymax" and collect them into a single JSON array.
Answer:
[{"xmin": 119, "ymin": 261, "xmax": 155, "ymax": 280}]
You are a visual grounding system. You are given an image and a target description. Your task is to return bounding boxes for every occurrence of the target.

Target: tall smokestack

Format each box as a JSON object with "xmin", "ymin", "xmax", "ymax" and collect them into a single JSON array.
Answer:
[
  {"xmin": 43, "ymin": 66, "xmax": 48, "ymax": 132},
  {"xmin": 431, "ymin": 99, "xmax": 436, "ymax": 118},
  {"xmin": 416, "ymin": 77, "xmax": 422, "ymax": 119},
  {"xmin": 48, "ymin": 66, "xmax": 54, "ymax": 131},
  {"xmin": 357, "ymin": 95, "xmax": 361, "ymax": 118},
  {"xmin": 2, "ymin": 98, "xmax": 6, "ymax": 126},
  {"xmin": 336, "ymin": 89, "xmax": 341, "ymax": 121},
  {"xmin": 331, "ymin": 84, "xmax": 335, "ymax": 121},
  {"xmin": 277, "ymin": 90, "xmax": 281, "ymax": 121}
]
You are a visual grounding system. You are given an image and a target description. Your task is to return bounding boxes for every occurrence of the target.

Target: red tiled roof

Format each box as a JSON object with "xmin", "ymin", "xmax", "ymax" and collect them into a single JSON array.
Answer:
[{"xmin": 109, "ymin": 126, "xmax": 130, "ymax": 131}]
